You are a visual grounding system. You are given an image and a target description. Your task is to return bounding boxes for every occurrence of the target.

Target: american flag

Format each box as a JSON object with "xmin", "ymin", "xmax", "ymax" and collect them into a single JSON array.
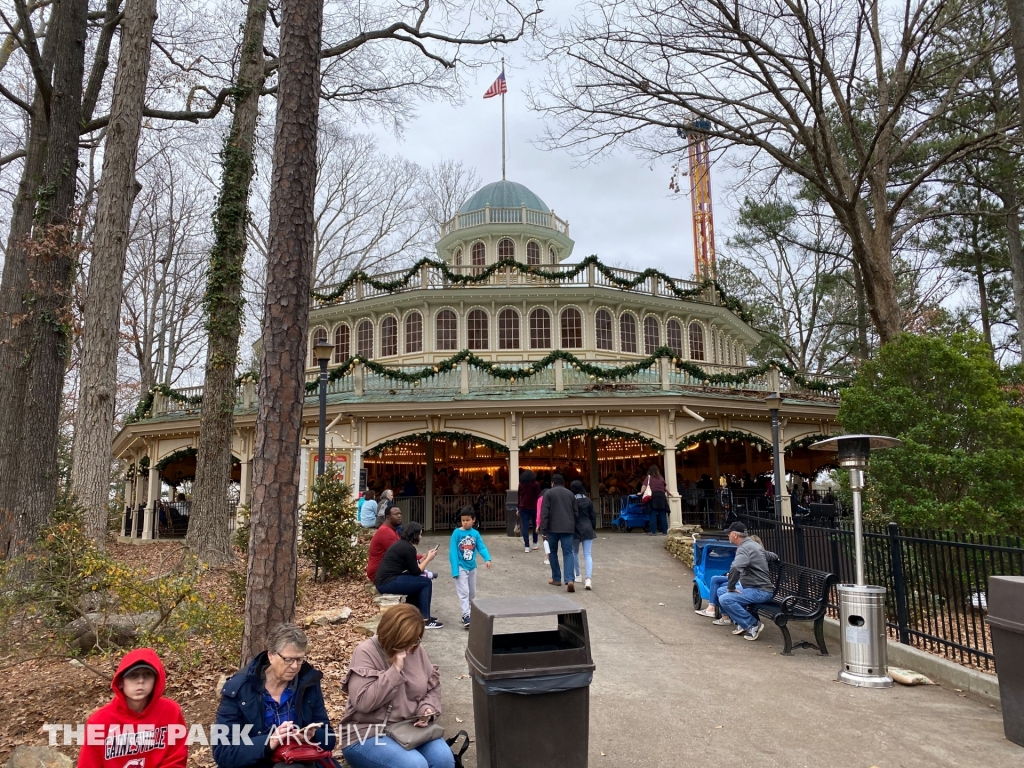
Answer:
[{"xmin": 483, "ymin": 71, "xmax": 507, "ymax": 99}]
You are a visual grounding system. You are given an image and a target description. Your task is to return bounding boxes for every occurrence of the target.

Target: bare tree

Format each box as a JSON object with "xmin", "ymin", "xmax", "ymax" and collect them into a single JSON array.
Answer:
[
  {"xmin": 73, "ymin": 0, "xmax": 159, "ymax": 547},
  {"xmin": 420, "ymin": 158, "xmax": 481, "ymax": 232},
  {"xmin": 533, "ymin": 0, "xmax": 1009, "ymax": 343}
]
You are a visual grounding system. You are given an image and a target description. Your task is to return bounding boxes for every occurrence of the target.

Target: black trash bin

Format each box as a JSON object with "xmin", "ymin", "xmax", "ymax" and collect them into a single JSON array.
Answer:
[
  {"xmin": 505, "ymin": 488, "xmax": 519, "ymax": 537},
  {"xmin": 987, "ymin": 575, "xmax": 1024, "ymax": 747},
  {"xmin": 466, "ymin": 595, "xmax": 595, "ymax": 768}
]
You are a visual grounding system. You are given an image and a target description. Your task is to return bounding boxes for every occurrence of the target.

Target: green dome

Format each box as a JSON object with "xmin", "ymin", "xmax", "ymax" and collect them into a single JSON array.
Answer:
[{"xmin": 458, "ymin": 180, "xmax": 550, "ymax": 214}]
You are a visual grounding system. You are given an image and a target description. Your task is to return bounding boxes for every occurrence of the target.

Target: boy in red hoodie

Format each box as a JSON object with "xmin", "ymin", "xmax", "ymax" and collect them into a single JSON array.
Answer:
[{"xmin": 77, "ymin": 648, "xmax": 188, "ymax": 768}]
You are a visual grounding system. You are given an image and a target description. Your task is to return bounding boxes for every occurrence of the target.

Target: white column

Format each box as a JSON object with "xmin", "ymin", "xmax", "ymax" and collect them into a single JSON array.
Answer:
[
  {"xmin": 121, "ymin": 466, "xmax": 134, "ymax": 538},
  {"xmin": 237, "ymin": 458, "xmax": 252, "ymax": 518},
  {"xmin": 143, "ymin": 465, "xmax": 160, "ymax": 540},
  {"xmin": 509, "ymin": 448, "xmax": 520, "ymax": 491},
  {"xmin": 554, "ymin": 358, "xmax": 564, "ymax": 391},
  {"xmin": 460, "ymin": 361, "xmax": 469, "ymax": 394},
  {"xmin": 350, "ymin": 447, "xmax": 362, "ymax": 502},
  {"xmin": 665, "ymin": 446, "xmax": 682, "ymax": 528},
  {"xmin": 778, "ymin": 426, "xmax": 792, "ymax": 521}
]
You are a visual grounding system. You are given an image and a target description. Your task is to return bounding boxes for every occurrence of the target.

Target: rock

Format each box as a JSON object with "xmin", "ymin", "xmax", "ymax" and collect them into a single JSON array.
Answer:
[
  {"xmin": 373, "ymin": 594, "xmax": 405, "ymax": 613},
  {"xmin": 64, "ymin": 611, "xmax": 160, "ymax": 651},
  {"xmin": 301, "ymin": 607, "xmax": 353, "ymax": 627},
  {"xmin": 7, "ymin": 746, "xmax": 73, "ymax": 768},
  {"xmin": 362, "ymin": 583, "xmax": 379, "ymax": 596},
  {"xmin": 355, "ymin": 615, "xmax": 381, "ymax": 637}
]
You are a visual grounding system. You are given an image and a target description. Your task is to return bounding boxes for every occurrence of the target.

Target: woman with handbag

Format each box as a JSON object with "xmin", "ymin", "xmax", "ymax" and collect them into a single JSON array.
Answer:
[
  {"xmin": 213, "ymin": 624, "xmax": 338, "ymax": 768},
  {"xmin": 339, "ymin": 604, "xmax": 454, "ymax": 768},
  {"xmin": 641, "ymin": 465, "xmax": 669, "ymax": 536}
]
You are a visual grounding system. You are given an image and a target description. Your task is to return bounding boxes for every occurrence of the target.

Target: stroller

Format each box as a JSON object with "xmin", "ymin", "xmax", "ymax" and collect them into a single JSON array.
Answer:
[
  {"xmin": 691, "ymin": 537, "xmax": 738, "ymax": 611},
  {"xmin": 611, "ymin": 494, "xmax": 650, "ymax": 532}
]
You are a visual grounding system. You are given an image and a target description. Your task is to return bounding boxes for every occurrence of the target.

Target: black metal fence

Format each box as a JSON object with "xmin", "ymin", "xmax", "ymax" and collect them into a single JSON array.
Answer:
[{"xmin": 736, "ymin": 513, "xmax": 1024, "ymax": 671}]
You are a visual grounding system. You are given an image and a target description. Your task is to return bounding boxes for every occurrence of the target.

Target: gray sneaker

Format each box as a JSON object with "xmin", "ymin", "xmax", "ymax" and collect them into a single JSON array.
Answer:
[
  {"xmin": 731, "ymin": 625, "xmax": 746, "ymax": 635},
  {"xmin": 711, "ymin": 616, "xmax": 732, "ymax": 626},
  {"xmin": 744, "ymin": 622, "xmax": 764, "ymax": 641}
]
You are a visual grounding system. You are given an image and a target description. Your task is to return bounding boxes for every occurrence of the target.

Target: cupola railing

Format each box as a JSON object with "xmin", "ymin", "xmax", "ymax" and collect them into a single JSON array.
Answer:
[{"xmin": 440, "ymin": 205, "xmax": 569, "ymax": 237}]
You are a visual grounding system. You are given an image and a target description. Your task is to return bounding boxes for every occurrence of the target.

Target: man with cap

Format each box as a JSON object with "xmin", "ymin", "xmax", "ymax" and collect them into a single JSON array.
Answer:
[{"xmin": 716, "ymin": 522, "xmax": 778, "ymax": 641}]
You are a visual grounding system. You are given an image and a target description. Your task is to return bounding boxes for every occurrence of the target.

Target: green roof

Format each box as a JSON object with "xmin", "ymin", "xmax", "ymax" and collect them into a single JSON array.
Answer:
[{"xmin": 458, "ymin": 180, "xmax": 550, "ymax": 214}]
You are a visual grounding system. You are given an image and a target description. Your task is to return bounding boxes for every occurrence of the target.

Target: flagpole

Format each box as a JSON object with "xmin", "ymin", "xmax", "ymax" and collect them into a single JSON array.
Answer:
[{"xmin": 501, "ymin": 59, "xmax": 506, "ymax": 180}]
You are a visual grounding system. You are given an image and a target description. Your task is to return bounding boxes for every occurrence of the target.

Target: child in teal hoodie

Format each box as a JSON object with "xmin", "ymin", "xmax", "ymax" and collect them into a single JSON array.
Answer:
[{"xmin": 450, "ymin": 506, "xmax": 492, "ymax": 629}]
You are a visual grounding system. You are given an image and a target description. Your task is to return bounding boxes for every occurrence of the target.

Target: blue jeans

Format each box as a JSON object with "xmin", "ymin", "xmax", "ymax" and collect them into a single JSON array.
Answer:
[
  {"xmin": 647, "ymin": 507, "xmax": 668, "ymax": 534},
  {"xmin": 519, "ymin": 508, "xmax": 538, "ymax": 546},
  {"xmin": 378, "ymin": 575, "xmax": 432, "ymax": 619},
  {"xmin": 709, "ymin": 575, "xmax": 735, "ymax": 606},
  {"xmin": 573, "ymin": 538, "xmax": 594, "ymax": 579},
  {"xmin": 547, "ymin": 532, "xmax": 575, "ymax": 584},
  {"xmin": 718, "ymin": 587, "xmax": 773, "ymax": 631},
  {"xmin": 342, "ymin": 734, "xmax": 454, "ymax": 768}
]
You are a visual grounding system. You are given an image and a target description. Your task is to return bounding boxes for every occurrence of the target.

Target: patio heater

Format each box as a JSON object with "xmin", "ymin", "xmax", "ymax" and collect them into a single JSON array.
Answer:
[
  {"xmin": 810, "ymin": 434, "xmax": 901, "ymax": 688},
  {"xmin": 765, "ymin": 393, "xmax": 784, "ymax": 519},
  {"xmin": 314, "ymin": 342, "xmax": 335, "ymax": 477}
]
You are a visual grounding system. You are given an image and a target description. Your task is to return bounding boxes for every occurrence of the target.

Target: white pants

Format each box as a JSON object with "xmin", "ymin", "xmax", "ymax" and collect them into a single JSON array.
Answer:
[{"xmin": 455, "ymin": 568, "xmax": 477, "ymax": 617}]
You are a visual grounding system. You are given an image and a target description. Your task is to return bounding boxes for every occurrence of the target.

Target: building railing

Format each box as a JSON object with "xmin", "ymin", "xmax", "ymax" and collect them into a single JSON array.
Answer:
[
  {"xmin": 735, "ymin": 513, "xmax": 1024, "ymax": 672},
  {"xmin": 313, "ymin": 259, "xmax": 708, "ymax": 308},
  {"xmin": 439, "ymin": 205, "xmax": 569, "ymax": 238}
]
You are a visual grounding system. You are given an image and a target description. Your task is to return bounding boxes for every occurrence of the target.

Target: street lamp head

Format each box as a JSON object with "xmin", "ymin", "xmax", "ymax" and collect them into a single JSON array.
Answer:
[
  {"xmin": 313, "ymin": 343, "xmax": 334, "ymax": 363},
  {"xmin": 808, "ymin": 434, "xmax": 902, "ymax": 469},
  {"xmin": 764, "ymin": 392, "xmax": 782, "ymax": 411}
]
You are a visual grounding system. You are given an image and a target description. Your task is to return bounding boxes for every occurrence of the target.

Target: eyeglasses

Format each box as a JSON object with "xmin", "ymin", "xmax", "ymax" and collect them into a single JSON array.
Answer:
[
  {"xmin": 275, "ymin": 654, "xmax": 307, "ymax": 667},
  {"xmin": 405, "ymin": 643, "xmax": 419, "ymax": 653}
]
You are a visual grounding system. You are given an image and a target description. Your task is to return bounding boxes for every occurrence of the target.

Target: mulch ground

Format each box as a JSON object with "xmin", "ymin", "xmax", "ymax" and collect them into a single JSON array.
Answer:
[{"xmin": 0, "ymin": 540, "xmax": 377, "ymax": 768}]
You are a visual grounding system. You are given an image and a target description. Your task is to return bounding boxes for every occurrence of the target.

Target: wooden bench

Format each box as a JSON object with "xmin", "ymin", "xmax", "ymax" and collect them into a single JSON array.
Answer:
[{"xmin": 749, "ymin": 561, "xmax": 838, "ymax": 656}]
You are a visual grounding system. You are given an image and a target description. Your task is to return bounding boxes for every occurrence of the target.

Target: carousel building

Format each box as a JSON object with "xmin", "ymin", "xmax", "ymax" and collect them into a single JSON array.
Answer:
[{"xmin": 112, "ymin": 180, "xmax": 844, "ymax": 540}]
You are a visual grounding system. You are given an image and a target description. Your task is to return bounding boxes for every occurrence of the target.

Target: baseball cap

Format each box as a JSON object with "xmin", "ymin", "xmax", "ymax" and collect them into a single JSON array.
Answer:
[
  {"xmin": 725, "ymin": 521, "xmax": 747, "ymax": 534},
  {"xmin": 122, "ymin": 660, "xmax": 158, "ymax": 677}
]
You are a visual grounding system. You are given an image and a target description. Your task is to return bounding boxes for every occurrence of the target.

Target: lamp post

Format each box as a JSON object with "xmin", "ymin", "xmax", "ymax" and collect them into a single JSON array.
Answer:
[
  {"xmin": 313, "ymin": 343, "xmax": 334, "ymax": 477},
  {"xmin": 810, "ymin": 434, "xmax": 901, "ymax": 688},
  {"xmin": 765, "ymin": 393, "xmax": 783, "ymax": 519}
]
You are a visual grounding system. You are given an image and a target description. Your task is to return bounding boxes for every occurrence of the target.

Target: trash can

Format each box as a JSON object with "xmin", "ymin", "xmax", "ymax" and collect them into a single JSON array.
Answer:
[
  {"xmin": 466, "ymin": 595, "xmax": 595, "ymax": 768},
  {"xmin": 987, "ymin": 576, "xmax": 1024, "ymax": 747},
  {"xmin": 505, "ymin": 489, "xmax": 519, "ymax": 537}
]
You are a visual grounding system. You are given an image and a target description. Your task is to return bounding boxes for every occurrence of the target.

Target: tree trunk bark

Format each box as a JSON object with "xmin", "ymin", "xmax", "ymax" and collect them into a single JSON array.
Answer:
[
  {"xmin": 8, "ymin": 0, "xmax": 91, "ymax": 558},
  {"xmin": 188, "ymin": 0, "xmax": 269, "ymax": 566},
  {"xmin": 240, "ymin": 0, "xmax": 322, "ymax": 663},
  {"xmin": 1006, "ymin": 0, "xmax": 1024, "ymax": 353},
  {"xmin": 72, "ymin": 0, "xmax": 158, "ymax": 549}
]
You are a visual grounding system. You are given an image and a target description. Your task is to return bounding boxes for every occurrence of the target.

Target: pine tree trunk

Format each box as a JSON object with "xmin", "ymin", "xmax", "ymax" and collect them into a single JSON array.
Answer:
[
  {"xmin": 1006, "ymin": 0, "xmax": 1024, "ymax": 353},
  {"xmin": 72, "ymin": 0, "xmax": 159, "ymax": 549},
  {"xmin": 8, "ymin": 0, "xmax": 91, "ymax": 558},
  {"xmin": 240, "ymin": 0, "xmax": 322, "ymax": 663},
  {"xmin": 187, "ymin": 0, "xmax": 269, "ymax": 566}
]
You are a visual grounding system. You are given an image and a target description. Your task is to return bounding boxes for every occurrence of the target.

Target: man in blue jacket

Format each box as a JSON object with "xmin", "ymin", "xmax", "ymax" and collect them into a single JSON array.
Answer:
[{"xmin": 213, "ymin": 624, "xmax": 338, "ymax": 768}]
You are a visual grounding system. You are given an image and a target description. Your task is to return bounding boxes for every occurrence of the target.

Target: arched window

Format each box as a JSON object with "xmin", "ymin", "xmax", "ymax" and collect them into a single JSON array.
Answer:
[
  {"xmin": 453, "ymin": 248, "xmax": 463, "ymax": 267},
  {"xmin": 404, "ymin": 312, "xmax": 423, "ymax": 354},
  {"xmin": 356, "ymin": 320, "xmax": 373, "ymax": 358},
  {"xmin": 498, "ymin": 309, "xmax": 520, "ymax": 349},
  {"xmin": 436, "ymin": 310, "xmax": 458, "ymax": 351},
  {"xmin": 467, "ymin": 309, "xmax": 489, "ymax": 350},
  {"xmin": 620, "ymin": 313, "xmax": 638, "ymax": 353},
  {"xmin": 333, "ymin": 323, "xmax": 350, "ymax": 363},
  {"xmin": 529, "ymin": 308, "xmax": 551, "ymax": 349},
  {"xmin": 527, "ymin": 241, "xmax": 541, "ymax": 265},
  {"xmin": 471, "ymin": 242, "xmax": 486, "ymax": 274},
  {"xmin": 549, "ymin": 247, "xmax": 557, "ymax": 264},
  {"xmin": 498, "ymin": 238, "xmax": 515, "ymax": 259},
  {"xmin": 380, "ymin": 317, "xmax": 398, "ymax": 357},
  {"xmin": 643, "ymin": 316, "xmax": 661, "ymax": 355},
  {"xmin": 560, "ymin": 308, "xmax": 583, "ymax": 349},
  {"xmin": 595, "ymin": 309, "xmax": 613, "ymax": 351},
  {"xmin": 666, "ymin": 319, "xmax": 683, "ymax": 357},
  {"xmin": 689, "ymin": 322, "xmax": 705, "ymax": 361},
  {"xmin": 310, "ymin": 327, "xmax": 328, "ymax": 366}
]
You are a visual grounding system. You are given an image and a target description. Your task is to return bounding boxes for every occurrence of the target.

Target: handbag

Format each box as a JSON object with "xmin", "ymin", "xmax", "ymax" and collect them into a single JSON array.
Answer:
[
  {"xmin": 446, "ymin": 731, "xmax": 470, "ymax": 768},
  {"xmin": 641, "ymin": 476, "xmax": 653, "ymax": 502},
  {"xmin": 272, "ymin": 742, "xmax": 335, "ymax": 768},
  {"xmin": 372, "ymin": 639, "xmax": 445, "ymax": 750}
]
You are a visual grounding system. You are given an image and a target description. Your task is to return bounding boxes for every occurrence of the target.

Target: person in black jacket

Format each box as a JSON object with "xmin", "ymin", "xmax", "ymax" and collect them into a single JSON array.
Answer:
[
  {"xmin": 540, "ymin": 474, "xmax": 579, "ymax": 592},
  {"xmin": 213, "ymin": 623, "xmax": 338, "ymax": 768},
  {"xmin": 570, "ymin": 480, "xmax": 598, "ymax": 590},
  {"xmin": 374, "ymin": 522, "xmax": 443, "ymax": 629}
]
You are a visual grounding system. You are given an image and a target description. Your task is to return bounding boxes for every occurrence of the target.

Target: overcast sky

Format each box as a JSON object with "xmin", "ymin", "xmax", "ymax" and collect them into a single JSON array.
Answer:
[{"xmin": 372, "ymin": 17, "xmax": 732, "ymax": 280}]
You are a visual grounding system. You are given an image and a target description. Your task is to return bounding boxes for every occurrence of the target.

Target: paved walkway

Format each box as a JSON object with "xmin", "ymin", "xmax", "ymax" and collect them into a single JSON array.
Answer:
[{"xmin": 416, "ymin": 531, "xmax": 1018, "ymax": 768}]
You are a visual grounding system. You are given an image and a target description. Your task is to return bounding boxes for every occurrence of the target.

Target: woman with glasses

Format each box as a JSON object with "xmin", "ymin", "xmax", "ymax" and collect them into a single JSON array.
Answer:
[
  {"xmin": 213, "ymin": 623, "xmax": 338, "ymax": 768},
  {"xmin": 339, "ymin": 604, "xmax": 453, "ymax": 768}
]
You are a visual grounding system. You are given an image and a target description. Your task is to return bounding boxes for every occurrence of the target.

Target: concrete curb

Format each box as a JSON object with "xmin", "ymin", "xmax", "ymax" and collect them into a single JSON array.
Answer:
[{"xmin": 821, "ymin": 617, "xmax": 1001, "ymax": 705}]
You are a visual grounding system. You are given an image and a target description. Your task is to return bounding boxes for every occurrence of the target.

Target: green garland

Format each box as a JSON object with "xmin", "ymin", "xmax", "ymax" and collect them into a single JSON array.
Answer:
[
  {"xmin": 784, "ymin": 434, "xmax": 831, "ymax": 453},
  {"xmin": 365, "ymin": 431, "xmax": 509, "ymax": 457},
  {"xmin": 677, "ymin": 430, "xmax": 772, "ymax": 451},
  {"xmin": 311, "ymin": 255, "xmax": 755, "ymax": 325},
  {"xmin": 127, "ymin": 372, "xmax": 258, "ymax": 424},
  {"xmin": 520, "ymin": 427, "xmax": 661, "ymax": 453}
]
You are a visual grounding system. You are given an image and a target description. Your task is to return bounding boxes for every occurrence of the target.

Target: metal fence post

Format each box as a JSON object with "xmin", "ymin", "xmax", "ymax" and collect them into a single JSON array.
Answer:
[
  {"xmin": 794, "ymin": 515, "xmax": 807, "ymax": 567},
  {"xmin": 888, "ymin": 522, "xmax": 911, "ymax": 645}
]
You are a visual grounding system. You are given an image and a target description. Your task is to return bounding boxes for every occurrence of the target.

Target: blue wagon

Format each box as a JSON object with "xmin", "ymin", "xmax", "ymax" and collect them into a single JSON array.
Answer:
[
  {"xmin": 611, "ymin": 494, "xmax": 650, "ymax": 532},
  {"xmin": 691, "ymin": 537, "xmax": 738, "ymax": 610}
]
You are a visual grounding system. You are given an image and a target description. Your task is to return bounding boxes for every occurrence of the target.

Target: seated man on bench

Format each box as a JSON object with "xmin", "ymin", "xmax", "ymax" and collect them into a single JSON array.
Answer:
[{"xmin": 718, "ymin": 522, "xmax": 777, "ymax": 641}]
